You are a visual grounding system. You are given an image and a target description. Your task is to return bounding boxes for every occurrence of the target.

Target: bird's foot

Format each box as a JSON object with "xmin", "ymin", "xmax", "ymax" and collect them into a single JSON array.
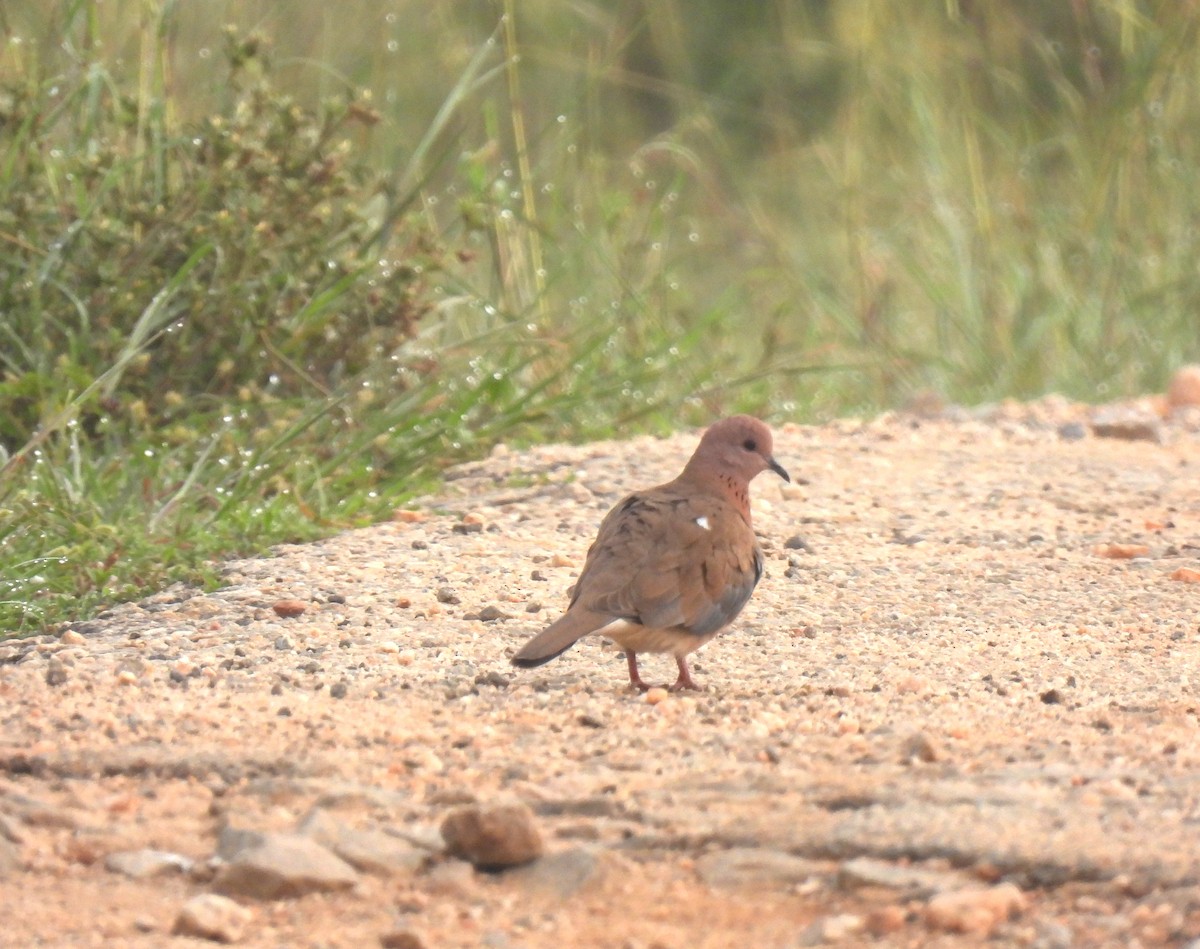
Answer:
[
  {"xmin": 625, "ymin": 652, "xmax": 653, "ymax": 692},
  {"xmin": 669, "ymin": 657, "xmax": 704, "ymax": 692}
]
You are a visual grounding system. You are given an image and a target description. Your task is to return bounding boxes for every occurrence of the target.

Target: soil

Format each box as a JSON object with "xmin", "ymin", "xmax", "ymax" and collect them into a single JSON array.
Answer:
[{"xmin": 2, "ymin": 396, "xmax": 1200, "ymax": 948}]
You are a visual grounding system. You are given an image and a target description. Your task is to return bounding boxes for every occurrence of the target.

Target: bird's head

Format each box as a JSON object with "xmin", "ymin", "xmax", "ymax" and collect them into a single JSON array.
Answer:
[{"xmin": 685, "ymin": 415, "xmax": 790, "ymax": 487}]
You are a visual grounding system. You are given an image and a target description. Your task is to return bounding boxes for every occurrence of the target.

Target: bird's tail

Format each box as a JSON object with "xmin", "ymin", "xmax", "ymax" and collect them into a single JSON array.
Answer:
[{"xmin": 510, "ymin": 609, "xmax": 611, "ymax": 668}]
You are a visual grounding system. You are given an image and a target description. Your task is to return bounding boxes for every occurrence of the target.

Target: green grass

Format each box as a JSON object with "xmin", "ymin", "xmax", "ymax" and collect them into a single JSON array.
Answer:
[{"xmin": 2, "ymin": 1, "xmax": 1199, "ymax": 636}]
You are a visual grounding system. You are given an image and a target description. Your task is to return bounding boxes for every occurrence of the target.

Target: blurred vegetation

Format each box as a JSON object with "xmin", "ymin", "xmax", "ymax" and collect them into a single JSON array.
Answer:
[{"xmin": 1, "ymin": 0, "xmax": 1198, "ymax": 634}]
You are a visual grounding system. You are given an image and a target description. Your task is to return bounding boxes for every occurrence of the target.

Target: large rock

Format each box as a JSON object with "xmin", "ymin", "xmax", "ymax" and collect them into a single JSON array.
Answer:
[
  {"xmin": 297, "ymin": 808, "xmax": 426, "ymax": 876},
  {"xmin": 213, "ymin": 833, "xmax": 358, "ymax": 900},
  {"xmin": 440, "ymin": 803, "xmax": 543, "ymax": 869},
  {"xmin": 501, "ymin": 846, "xmax": 604, "ymax": 898}
]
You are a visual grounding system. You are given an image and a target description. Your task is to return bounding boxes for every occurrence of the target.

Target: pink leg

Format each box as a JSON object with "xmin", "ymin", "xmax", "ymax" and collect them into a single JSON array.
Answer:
[
  {"xmin": 670, "ymin": 655, "xmax": 703, "ymax": 692},
  {"xmin": 626, "ymin": 652, "xmax": 652, "ymax": 692}
]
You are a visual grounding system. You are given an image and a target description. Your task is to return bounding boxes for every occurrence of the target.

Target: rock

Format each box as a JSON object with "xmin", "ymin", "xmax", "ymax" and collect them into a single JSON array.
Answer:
[
  {"xmin": 477, "ymin": 605, "xmax": 512, "ymax": 622},
  {"xmin": 837, "ymin": 857, "xmax": 961, "ymax": 898},
  {"xmin": 173, "ymin": 893, "xmax": 253, "ymax": 943},
  {"xmin": 440, "ymin": 803, "xmax": 543, "ymax": 869},
  {"xmin": 1092, "ymin": 543, "xmax": 1151, "ymax": 560},
  {"xmin": 1057, "ymin": 422, "xmax": 1087, "ymax": 441},
  {"xmin": 1090, "ymin": 408, "xmax": 1161, "ymax": 443},
  {"xmin": 924, "ymin": 882, "xmax": 1027, "ymax": 935},
  {"xmin": 60, "ymin": 629, "xmax": 86, "ymax": 645},
  {"xmin": 502, "ymin": 846, "xmax": 603, "ymax": 898},
  {"xmin": 865, "ymin": 905, "xmax": 907, "ymax": 936},
  {"xmin": 335, "ymin": 828, "xmax": 425, "ymax": 876},
  {"xmin": 900, "ymin": 732, "xmax": 940, "ymax": 763},
  {"xmin": 784, "ymin": 534, "xmax": 812, "ymax": 552},
  {"xmin": 380, "ymin": 925, "xmax": 428, "ymax": 949},
  {"xmin": 45, "ymin": 658, "xmax": 68, "ymax": 687},
  {"xmin": 296, "ymin": 807, "xmax": 425, "ymax": 876},
  {"xmin": 1167, "ymin": 364, "xmax": 1200, "ymax": 409},
  {"xmin": 212, "ymin": 833, "xmax": 358, "ymax": 899},
  {"xmin": 423, "ymin": 858, "xmax": 477, "ymax": 897},
  {"xmin": 696, "ymin": 847, "xmax": 825, "ymax": 889},
  {"xmin": 105, "ymin": 848, "xmax": 193, "ymax": 879},
  {"xmin": 435, "ymin": 587, "xmax": 461, "ymax": 605},
  {"xmin": 271, "ymin": 599, "xmax": 307, "ymax": 618},
  {"xmin": 1169, "ymin": 567, "xmax": 1200, "ymax": 583},
  {"xmin": 215, "ymin": 825, "xmax": 268, "ymax": 861},
  {"xmin": 797, "ymin": 913, "xmax": 865, "ymax": 945}
]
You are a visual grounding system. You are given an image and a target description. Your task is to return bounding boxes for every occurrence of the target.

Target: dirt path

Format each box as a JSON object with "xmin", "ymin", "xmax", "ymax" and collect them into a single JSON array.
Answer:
[{"xmin": 2, "ymin": 399, "xmax": 1199, "ymax": 948}]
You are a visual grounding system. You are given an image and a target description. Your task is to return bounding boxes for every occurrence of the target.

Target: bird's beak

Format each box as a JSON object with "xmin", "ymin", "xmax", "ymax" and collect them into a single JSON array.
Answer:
[{"xmin": 768, "ymin": 458, "xmax": 790, "ymax": 482}]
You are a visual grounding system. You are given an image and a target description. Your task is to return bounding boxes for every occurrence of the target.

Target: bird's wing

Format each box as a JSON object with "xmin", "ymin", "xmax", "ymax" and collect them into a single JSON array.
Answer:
[{"xmin": 574, "ymin": 488, "xmax": 763, "ymax": 638}]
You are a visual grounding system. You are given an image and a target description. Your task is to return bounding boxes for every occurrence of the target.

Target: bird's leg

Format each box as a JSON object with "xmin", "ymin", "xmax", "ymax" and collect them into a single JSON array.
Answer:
[
  {"xmin": 625, "ymin": 652, "xmax": 652, "ymax": 692},
  {"xmin": 669, "ymin": 656, "xmax": 703, "ymax": 692}
]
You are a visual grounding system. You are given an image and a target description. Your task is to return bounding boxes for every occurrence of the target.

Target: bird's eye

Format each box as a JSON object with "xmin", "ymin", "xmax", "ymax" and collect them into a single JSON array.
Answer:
[{"xmin": 742, "ymin": 438, "xmax": 757, "ymax": 451}]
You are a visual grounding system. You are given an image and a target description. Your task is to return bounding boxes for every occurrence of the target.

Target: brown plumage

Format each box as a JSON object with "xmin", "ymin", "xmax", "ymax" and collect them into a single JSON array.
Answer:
[{"xmin": 510, "ymin": 415, "xmax": 789, "ymax": 691}]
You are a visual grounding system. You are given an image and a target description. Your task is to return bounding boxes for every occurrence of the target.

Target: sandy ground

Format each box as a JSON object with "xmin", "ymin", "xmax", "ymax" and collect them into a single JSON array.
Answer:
[{"xmin": 2, "ymin": 397, "xmax": 1199, "ymax": 948}]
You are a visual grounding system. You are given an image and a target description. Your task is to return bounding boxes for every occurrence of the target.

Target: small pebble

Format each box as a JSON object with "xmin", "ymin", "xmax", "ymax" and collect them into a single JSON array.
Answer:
[
  {"xmin": 784, "ymin": 534, "xmax": 812, "ymax": 551},
  {"xmin": 272, "ymin": 599, "xmax": 307, "ymax": 618},
  {"xmin": 1093, "ymin": 543, "xmax": 1150, "ymax": 559},
  {"xmin": 901, "ymin": 732, "xmax": 940, "ymax": 763},
  {"xmin": 435, "ymin": 587, "xmax": 461, "ymax": 605},
  {"xmin": 644, "ymin": 687, "xmax": 669, "ymax": 705},
  {"xmin": 60, "ymin": 629, "xmax": 86, "ymax": 645},
  {"xmin": 45, "ymin": 659, "xmax": 68, "ymax": 687},
  {"xmin": 380, "ymin": 925, "xmax": 428, "ymax": 949}
]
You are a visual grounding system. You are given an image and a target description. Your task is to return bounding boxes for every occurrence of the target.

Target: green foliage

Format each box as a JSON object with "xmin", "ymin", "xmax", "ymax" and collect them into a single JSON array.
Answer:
[{"xmin": 0, "ymin": 27, "xmax": 437, "ymax": 451}]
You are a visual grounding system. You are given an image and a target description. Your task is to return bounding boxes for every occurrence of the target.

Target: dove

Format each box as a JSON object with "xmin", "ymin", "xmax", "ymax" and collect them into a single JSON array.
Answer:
[{"xmin": 510, "ymin": 415, "xmax": 789, "ymax": 691}]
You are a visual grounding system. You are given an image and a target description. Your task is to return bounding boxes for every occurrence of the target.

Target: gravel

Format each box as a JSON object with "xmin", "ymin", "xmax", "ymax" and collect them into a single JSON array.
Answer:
[{"xmin": 1, "ymin": 396, "xmax": 1199, "ymax": 947}]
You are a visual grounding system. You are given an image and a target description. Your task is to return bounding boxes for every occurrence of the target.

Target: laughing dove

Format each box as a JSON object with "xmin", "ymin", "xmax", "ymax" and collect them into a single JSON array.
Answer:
[{"xmin": 510, "ymin": 415, "xmax": 789, "ymax": 691}]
